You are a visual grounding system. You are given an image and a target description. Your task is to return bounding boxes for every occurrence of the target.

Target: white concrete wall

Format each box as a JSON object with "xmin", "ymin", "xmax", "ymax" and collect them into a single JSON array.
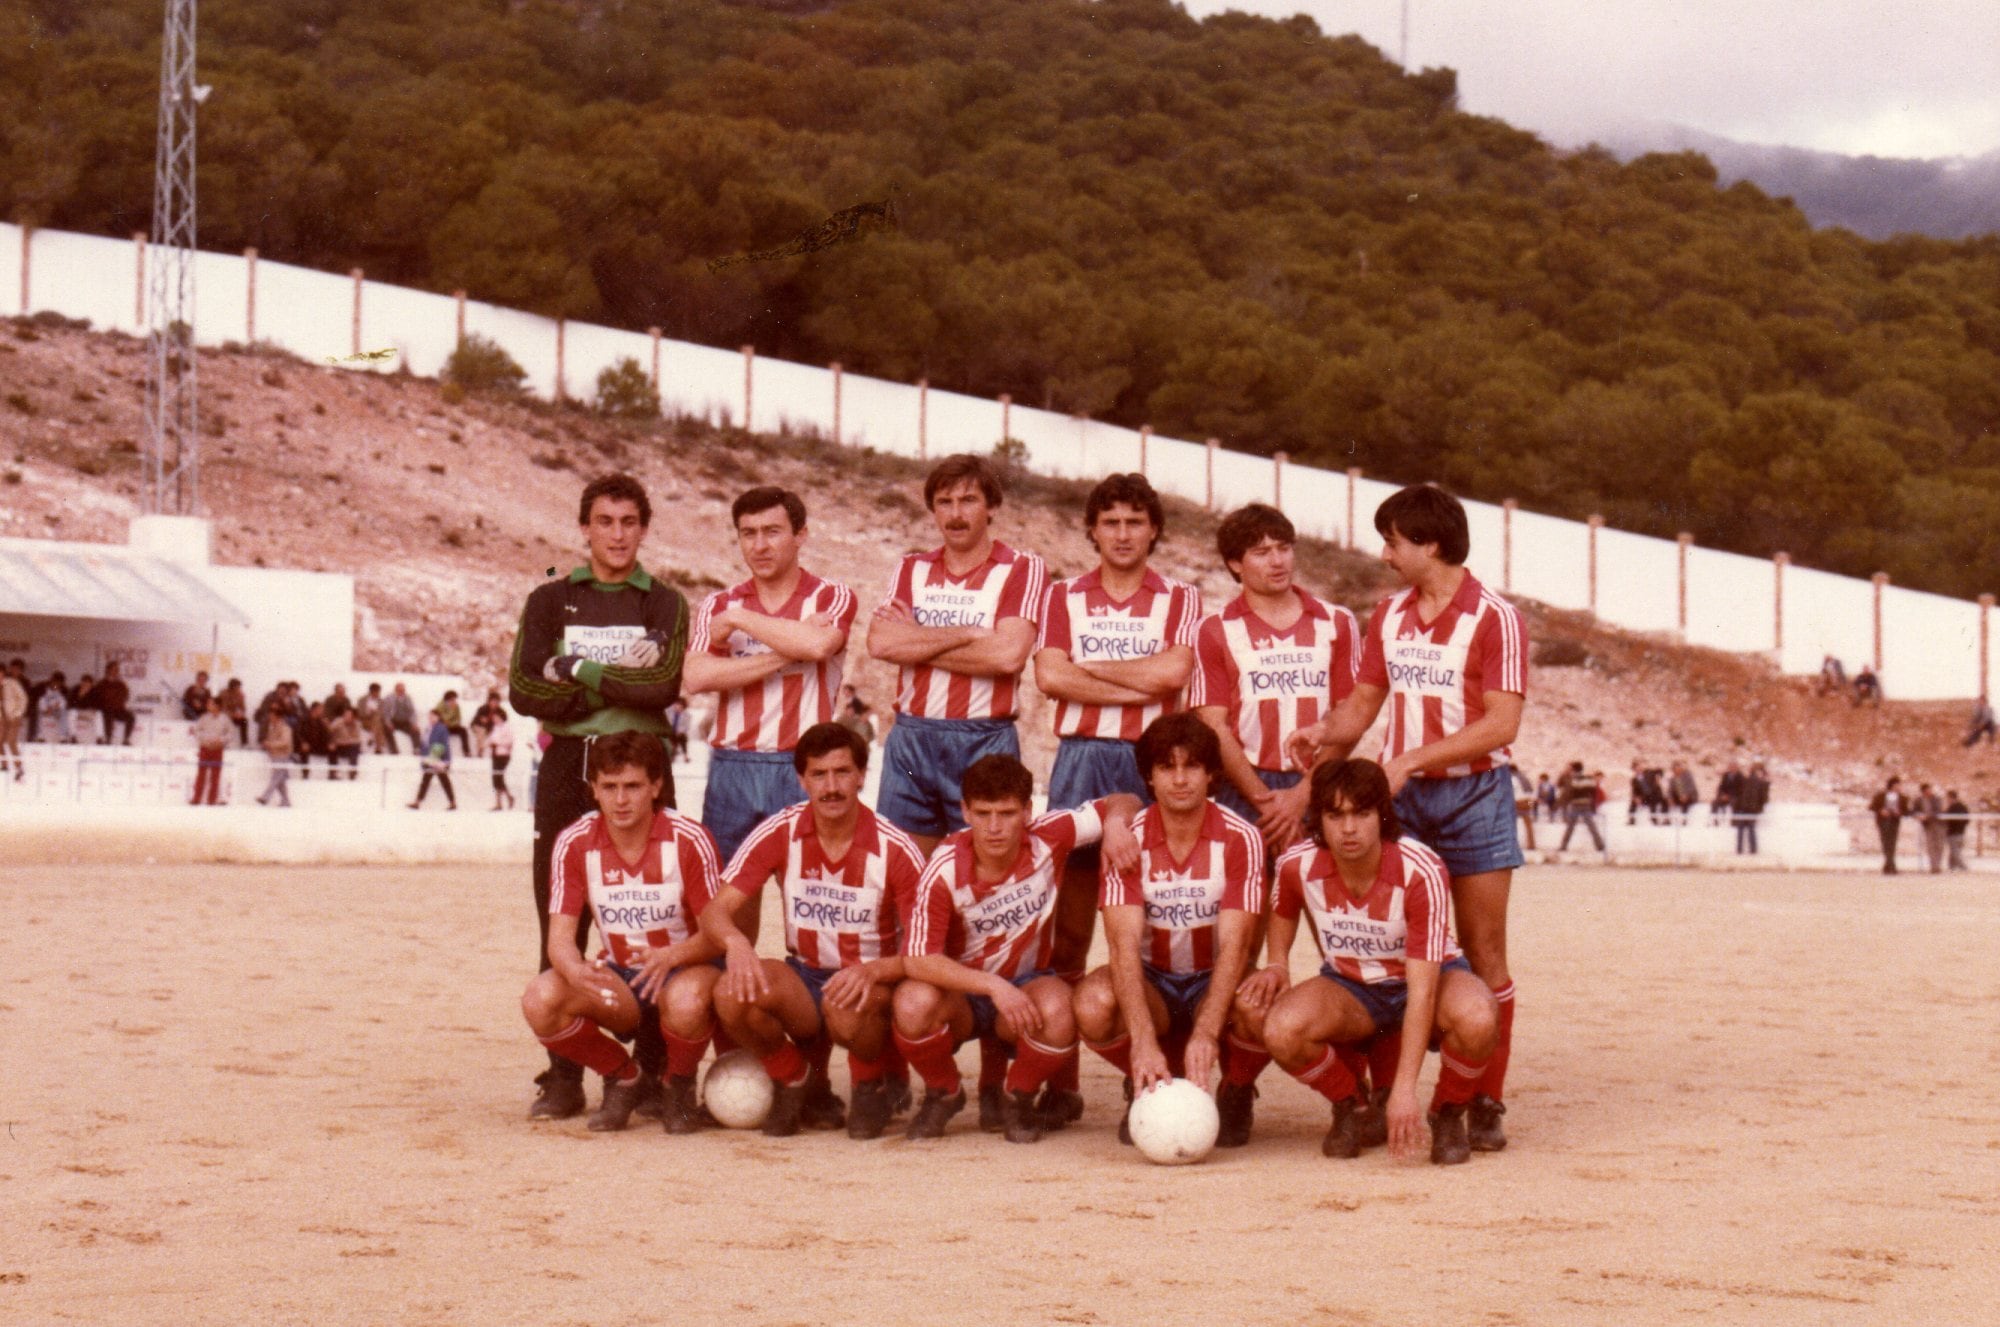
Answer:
[{"xmin": 9, "ymin": 221, "xmax": 1990, "ymax": 698}]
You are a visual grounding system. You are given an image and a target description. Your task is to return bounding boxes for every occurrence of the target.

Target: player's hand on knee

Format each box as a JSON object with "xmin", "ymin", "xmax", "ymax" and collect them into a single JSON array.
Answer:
[
  {"xmin": 991, "ymin": 981, "xmax": 1039, "ymax": 1037},
  {"xmin": 1235, "ymin": 965, "xmax": 1287, "ymax": 1010},
  {"xmin": 822, "ymin": 966, "xmax": 872, "ymax": 1011},
  {"xmin": 632, "ymin": 949, "xmax": 672, "ymax": 1001},
  {"xmin": 722, "ymin": 941, "xmax": 768, "ymax": 1004}
]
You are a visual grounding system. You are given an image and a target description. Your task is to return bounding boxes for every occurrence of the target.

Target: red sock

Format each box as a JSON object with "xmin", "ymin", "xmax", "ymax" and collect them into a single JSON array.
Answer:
[
  {"xmin": 848, "ymin": 1051, "xmax": 885, "ymax": 1084},
  {"xmin": 1289, "ymin": 1045, "xmax": 1359, "ymax": 1103},
  {"xmin": 1050, "ymin": 1044, "xmax": 1081, "ymax": 1093},
  {"xmin": 712, "ymin": 1026, "xmax": 739, "ymax": 1056},
  {"xmin": 761, "ymin": 1039, "xmax": 809, "ymax": 1088},
  {"xmin": 894, "ymin": 1027, "xmax": 963, "ymax": 1094},
  {"xmin": 883, "ymin": 1040, "xmax": 908, "ymax": 1080},
  {"xmin": 1336, "ymin": 1043, "xmax": 1370, "ymax": 1092},
  {"xmin": 1223, "ymin": 1032, "xmax": 1270, "ymax": 1086},
  {"xmin": 663, "ymin": 1028, "xmax": 709, "ymax": 1079},
  {"xmin": 1431, "ymin": 1047, "xmax": 1492, "ymax": 1110},
  {"xmin": 1367, "ymin": 1034, "xmax": 1401, "ymax": 1094},
  {"xmin": 1005, "ymin": 1036, "xmax": 1072, "ymax": 1095},
  {"xmin": 976, "ymin": 1035, "xmax": 1008, "ymax": 1091},
  {"xmin": 539, "ymin": 1017, "xmax": 634, "ymax": 1080},
  {"xmin": 1481, "ymin": 981, "xmax": 1516, "ymax": 1101},
  {"xmin": 1086, "ymin": 1033, "xmax": 1133, "ymax": 1077}
]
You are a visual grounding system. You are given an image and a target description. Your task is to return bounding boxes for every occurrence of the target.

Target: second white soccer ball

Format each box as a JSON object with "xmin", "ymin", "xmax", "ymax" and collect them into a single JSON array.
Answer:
[
  {"xmin": 1127, "ymin": 1078, "xmax": 1220, "ymax": 1165},
  {"xmin": 703, "ymin": 1050, "xmax": 775, "ymax": 1129}
]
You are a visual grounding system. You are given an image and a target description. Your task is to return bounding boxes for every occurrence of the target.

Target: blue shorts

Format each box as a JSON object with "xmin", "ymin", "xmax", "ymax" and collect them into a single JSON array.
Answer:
[
  {"xmin": 1145, "ymin": 965, "xmax": 1212, "ymax": 1043},
  {"xmin": 604, "ymin": 957, "xmax": 723, "ymax": 1040},
  {"xmin": 1047, "ymin": 737, "xmax": 1151, "ymax": 809},
  {"xmin": 964, "ymin": 968, "xmax": 1053, "ymax": 1045},
  {"xmin": 1213, "ymin": 767, "xmax": 1300, "ymax": 829},
  {"xmin": 1393, "ymin": 768, "xmax": 1526, "ymax": 877},
  {"xmin": 877, "ymin": 716, "xmax": 1019, "ymax": 839},
  {"xmin": 785, "ymin": 955, "xmax": 840, "ymax": 1018},
  {"xmin": 1318, "ymin": 955, "xmax": 1472, "ymax": 1036},
  {"xmin": 701, "ymin": 748, "xmax": 806, "ymax": 865}
]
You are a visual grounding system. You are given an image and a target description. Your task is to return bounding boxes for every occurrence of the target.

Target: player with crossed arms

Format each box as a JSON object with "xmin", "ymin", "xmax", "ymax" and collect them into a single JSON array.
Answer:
[
  {"xmin": 699, "ymin": 723, "xmax": 925, "ymax": 1140},
  {"xmin": 1072, "ymin": 713, "xmax": 1264, "ymax": 1147},
  {"xmin": 1287, "ymin": 483, "xmax": 1528, "ymax": 1153}
]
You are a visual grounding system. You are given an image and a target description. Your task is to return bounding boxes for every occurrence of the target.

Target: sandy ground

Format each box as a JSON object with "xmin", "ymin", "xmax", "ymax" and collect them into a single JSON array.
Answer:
[{"xmin": 4, "ymin": 862, "xmax": 1997, "ymax": 1325}]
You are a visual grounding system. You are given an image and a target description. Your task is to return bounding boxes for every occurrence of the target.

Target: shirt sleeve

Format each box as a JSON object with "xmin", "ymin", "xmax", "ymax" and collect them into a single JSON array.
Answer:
[
  {"xmin": 1168, "ymin": 581, "xmax": 1203, "ymax": 648},
  {"xmin": 1475, "ymin": 600, "xmax": 1529, "ymax": 696},
  {"xmin": 1099, "ymin": 843, "xmax": 1139, "ymax": 908},
  {"xmin": 820, "ymin": 579, "xmax": 860, "ymax": 641},
  {"xmin": 509, "ymin": 581, "xmax": 592, "ymax": 723},
  {"xmin": 1036, "ymin": 580, "xmax": 1071, "ymax": 654},
  {"xmin": 678, "ymin": 822, "xmax": 723, "ymax": 920},
  {"xmin": 722, "ymin": 814, "xmax": 790, "ymax": 899},
  {"xmin": 1219, "ymin": 818, "xmax": 1264, "ymax": 912},
  {"xmin": 1331, "ymin": 606, "xmax": 1361, "ymax": 705},
  {"xmin": 1271, "ymin": 850, "xmax": 1305, "ymax": 922},
  {"xmin": 1401, "ymin": 845, "xmax": 1453, "ymax": 964},
  {"xmin": 995, "ymin": 551, "xmax": 1047, "ymax": 624},
  {"xmin": 549, "ymin": 821, "xmax": 591, "ymax": 917},
  {"xmin": 690, "ymin": 590, "xmax": 727, "ymax": 657},
  {"xmin": 904, "ymin": 858, "xmax": 957, "ymax": 957},
  {"xmin": 1188, "ymin": 616, "xmax": 1233, "ymax": 710}
]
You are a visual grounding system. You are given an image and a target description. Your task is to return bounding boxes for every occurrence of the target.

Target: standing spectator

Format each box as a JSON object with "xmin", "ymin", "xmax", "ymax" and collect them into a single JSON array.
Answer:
[
  {"xmin": 470, "ymin": 690, "xmax": 505, "ymax": 757},
  {"xmin": 487, "ymin": 710, "xmax": 517, "ymax": 810},
  {"xmin": 297, "ymin": 701, "xmax": 332, "ymax": 779},
  {"xmin": 0, "ymin": 659, "xmax": 27, "ymax": 781},
  {"xmin": 382, "ymin": 683, "xmax": 422, "ymax": 754},
  {"xmin": 1626, "ymin": 760, "xmax": 1646, "ymax": 826},
  {"xmin": 180, "ymin": 670, "xmax": 212, "ymax": 721},
  {"xmin": 664, "ymin": 699, "xmax": 691, "ymax": 763},
  {"xmin": 1943, "ymin": 790, "xmax": 1970, "ymax": 871},
  {"xmin": 1964, "ymin": 697, "xmax": 1996, "ymax": 747},
  {"xmin": 438, "ymin": 689, "xmax": 471, "ymax": 756},
  {"xmin": 408, "ymin": 709, "xmax": 457, "ymax": 810},
  {"xmin": 189, "ymin": 696, "xmax": 233, "ymax": 805},
  {"xmin": 1733, "ymin": 762, "xmax": 1769, "ymax": 855},
  {"xmin": 322, "ymin": 682, "xmax": 353, "ymax": 725},
  {"xmin": 35, "ymin": 670, "xmax": 70, "ymax": 745},
  {"xmin": 1852, "ymin": 665, "xmax": 1881, "ymax": 706},
  {"xmin": 253, "ymin": 681, "xmax": 285, "ymax": 741},
  {"xmin": 1712, "ymin": 761, "xmax": 1743, "ymax": 825},
  {"xmin": 1916, "ymin": 782, "xmax": 1947, "ymax": 874},
  {"xmin": 219, "ymin": 678, "xmax": 248, "ymax": 745},
  {"xmin": 1868, "ymin": 776, "xmax": 1905, "ymax": 874},
  {"xmin": 282, "ymin": 681, "xmax": 308, "ymax": 737},
  {"xmin": 1511, "ymin": 765, "xmax": 1536, "ymax": 850},
  {"xmin": 97, "ymin": 661, "xmax": 136, "ymax": 745},
  {"xmin": 1816, "ymin": 654, "xmax": 1847, "ymax": 698},
  {"xmin": 836, "ymin": 685, "xmax": 876, "ymax": 745},
  {"xmin": 356, "ymin": 682, "xmax": 388, "ymax": 753},
  {"xmin": 1667, "ymin": 761, "xmax": 1698, "ymax": 822},
  {"xmin": 1557, "ymin": 761, "xmax": 1605, "ymax": 852},
  {"xmin": 328, "ymin": 705, "xmax": 364, "ymax": 781},
  {"xmin": 1535, "ymin": 771, "xmax": 1557, "ymax": 823},
  {"xmin": 256, "ymin": 712, "xmax": 294, "ymax": 807}
]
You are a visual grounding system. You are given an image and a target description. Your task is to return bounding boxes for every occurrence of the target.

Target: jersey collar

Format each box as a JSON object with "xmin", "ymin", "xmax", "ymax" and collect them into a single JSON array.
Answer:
[{"xmin": 567, "ymin": 563, "xmax": 656, "ymax": 591}]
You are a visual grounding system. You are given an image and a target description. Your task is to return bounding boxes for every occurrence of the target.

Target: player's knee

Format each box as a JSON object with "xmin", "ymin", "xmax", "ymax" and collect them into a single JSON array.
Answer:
[
  {"xmin": 1228, "ymin": 999, "xmax": 1266, "ymax": 1044},
  {"xmin": 1032, "ymin": 984, "xmax": 1075, "ymax": 1039},
  {"xmin": 1445, "ymin": 985, "xmax": 1499, "ymax": 1058},
  {"xmin": 1071, "ymin": 972, "xmax": 1117, "ymax": 1039},
  {"xmin": 892, "ymin": 980, "xmax": 944, "ymax": 1035},
  {"xmin": 662, "ymin": 974, "xmax": 714, "ymax": 1030},
  {"xmin": 1261, "ymin": 999, "xmax": 1311, "ymax": 1062},
  {"xmin": 520, "ymin": 972, "xmax": 563, "ymax": 1032}
]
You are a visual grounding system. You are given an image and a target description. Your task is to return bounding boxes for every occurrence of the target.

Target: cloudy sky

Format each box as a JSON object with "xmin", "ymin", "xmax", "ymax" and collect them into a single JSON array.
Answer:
[{"xmin": 1181, "ymin": 1, "xmax": 2000, "ymax": 159}]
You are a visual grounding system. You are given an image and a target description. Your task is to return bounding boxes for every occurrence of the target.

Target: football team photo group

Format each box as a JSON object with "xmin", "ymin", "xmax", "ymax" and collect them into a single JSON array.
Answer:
[{"xmin": 514, "ymin": 456, "xmax": 1526, "ymax": 1166}]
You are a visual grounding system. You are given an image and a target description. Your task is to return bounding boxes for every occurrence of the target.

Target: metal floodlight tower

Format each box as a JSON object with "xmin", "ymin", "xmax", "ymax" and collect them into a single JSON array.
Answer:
[{"xmin": 144, "ymin": 0, "xmax": 203, "ymax": 516}]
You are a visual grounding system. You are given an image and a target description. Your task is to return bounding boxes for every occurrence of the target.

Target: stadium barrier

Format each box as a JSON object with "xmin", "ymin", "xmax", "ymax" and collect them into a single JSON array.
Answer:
[{"xmin": 6, "ymin": 221, "xmax": 1992, "ymax": 700}]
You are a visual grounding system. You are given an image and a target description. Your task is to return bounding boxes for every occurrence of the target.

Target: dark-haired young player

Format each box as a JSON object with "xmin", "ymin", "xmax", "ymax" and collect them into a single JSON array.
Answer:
[
  {"xmin": 1241, "ymin": 759, "xmax": 1497, "ymax": 1164},
  {"xmin": 1072, "ymin": 713, "xmax": 1263, "ymax": 1146},
  {"xmin": 519, "ymin": 733, "xmax": 727, "ymax": 1133},
  {"xmin": 510, "ymin": 474, "xmax": 691, "ymax": 1119},
  {"xmin": 701, "ymin": 724, "xmax": 925, "ymax": 1140},
  {"xmin": 1191, "ymin": 503, "xmax": 1359, "ymax": 857},
  {"xmin": 890, "ymin": 755, "xmax": 1138, "ymax": 1143},
  {"xmin": 865, "ymin": 454, "xmax": 1047, "ymax": 857},
  {"xmin": 1287, "ymin": 484, "xmax": 1527, "ymax": 1152},
  {"xmin": 1032, "ymin": 472, "xmax": 1203, "ymax": 1129}
]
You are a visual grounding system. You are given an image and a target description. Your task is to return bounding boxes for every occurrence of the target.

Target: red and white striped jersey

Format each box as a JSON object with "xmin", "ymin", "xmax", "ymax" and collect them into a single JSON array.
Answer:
[
  {"xmin": 1190, "ymin": 588, "xmax": 1359, "ymax": 771},
  {"xmin": 549, "ymin": 809, "xmax": 721, "ymax": 967},
  {"xmin": 1099, "ymin": 801, "xmax": 1262, "ymax": 975},
  {"xmin": 722, "ymin": 803, "xmax": 924, "ymax": 970},
  {"xmin": 1271, "ymin": 837, "xmax": 1458, "ymax": 985},
  {"xmin": 887, "ymin": 541, "xmax": 1046, "ymax": 720},
  {"xmin": 1037, "ymin": 567, "xmax": 1203, "ymax": 740},
  {"xmin": 692, "ymin": 571, "xmax": 858, "ymax": 752},
  {"xmin": 1357, "ymin": 571, "xmax": 1527, "ymax": 778},
  {"xmin": 907, "ymin": 803, "xmax": 1105, "ymax": 980}
]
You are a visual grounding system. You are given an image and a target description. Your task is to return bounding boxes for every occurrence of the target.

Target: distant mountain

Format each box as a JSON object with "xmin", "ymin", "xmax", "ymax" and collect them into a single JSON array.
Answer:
[{"xmin": 1579, "ymin": 122, "xmax": 2000, "ymax": 241}]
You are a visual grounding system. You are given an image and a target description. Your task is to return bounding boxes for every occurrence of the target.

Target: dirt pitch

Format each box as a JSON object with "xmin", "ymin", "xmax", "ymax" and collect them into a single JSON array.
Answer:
[{"xmin": 4, "ymin": 862, "xmax": 1996, "ymax": 1324}]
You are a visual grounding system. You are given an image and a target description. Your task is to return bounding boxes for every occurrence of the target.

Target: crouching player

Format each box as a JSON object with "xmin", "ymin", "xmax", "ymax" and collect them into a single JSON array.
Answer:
[
  {"xmin": 519, "ymin": 733, "xmax": 726, "ymax": 1133},
  {"xmin": 1073, "ymin": 713, "xmax": 1263, "ymax": 1146},
  {"xmin": 701, "ymin": 723, "xmax": 925, "ymax": 1140},
  {"xmin": 1238, "ymin": 759, "xmax": 1497, "ymax": 1164},
  {"xmin": 892, "ymin": 755, "xmax": 1139, "ymax": 1142}
]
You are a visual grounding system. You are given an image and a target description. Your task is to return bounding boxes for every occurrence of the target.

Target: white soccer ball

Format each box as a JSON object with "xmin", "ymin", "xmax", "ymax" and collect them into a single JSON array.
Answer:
[
  {"xmin": 703, "ymin": 1050, "xmax": 775, "ymax": 1129},
  {"xmin": 1127, "ymin": 1078, "xmax": 1219, "ymax": 1166}
]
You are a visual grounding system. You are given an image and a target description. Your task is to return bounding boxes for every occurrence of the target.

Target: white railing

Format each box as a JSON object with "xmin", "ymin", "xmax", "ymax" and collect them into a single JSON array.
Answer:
[{"xmin": 6, "ymin": 222, "xmax": 1992, "ymax": 699}]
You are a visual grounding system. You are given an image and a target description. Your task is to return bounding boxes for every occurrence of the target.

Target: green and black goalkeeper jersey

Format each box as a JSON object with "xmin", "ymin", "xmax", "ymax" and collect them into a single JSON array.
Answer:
[{"xmin": 508, "ymin": 564, "xmax": 689, "ymax": 738}]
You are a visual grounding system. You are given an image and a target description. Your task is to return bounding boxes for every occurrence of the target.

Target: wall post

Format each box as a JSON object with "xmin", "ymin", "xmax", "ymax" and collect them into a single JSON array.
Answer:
[
  {"xmin": 1773, "ymin": 552, "xmax": 1789, "ymax": 653},
  {"xmin": 1273, "ymin": 451, "xmax": 1287, "ymax": 509},
  {"xmin": 1587, "ymin": 514, "xmax": 1605, "ymax": 614},
  {"xmin": 917, "ymin": 378, "xmax": 929, "ymax": 459},
  {"xmin": 1205, "ymin": 439, "xmax": 1219, "ymax": 512},
  {"xmin": 741, "ymin": 345, "xmax": 755, "ymax": 431},
  {"xmin": 243, "ymin": 247, "xmax": 258, "ymax": 343},
  {"xmin": 133, "ymin": 231, "xmax": 148, "ymax": 329},
  {"xmin": 1872, "ymin": 572, "xmax": 1889, "ymax": 675},
  {"xmin": 1676, "ymin": 532, "xmax": 1694, "ymax": 637},
  {"xmin": 349, "ymin": 268, "xmax": 364, "ymax": 358},
  {"xmin": 830, "ymin": 361, "xmax": 843, "ymax": 447}
]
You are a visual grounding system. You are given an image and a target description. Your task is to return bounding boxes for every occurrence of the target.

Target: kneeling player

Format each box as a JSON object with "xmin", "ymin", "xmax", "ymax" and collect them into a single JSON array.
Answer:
[
  {"xmin": 892, "ymin": 755, "xmax": 1139, "ymax": 1142},
  {"xmin": 1073, "ymin": 713, "xmax": 1263, "ymax": 1146},
  {"xmin": 1242, "ymin": 759, "xmax": 1497, "ymax": 1164},
  {"xmin": 702, "ymin": 723, "xmax": 925, "ymax": 1140},
  {"xmin": 519, "ymin": 733, "xmax": 727, "ymax": 1133}
]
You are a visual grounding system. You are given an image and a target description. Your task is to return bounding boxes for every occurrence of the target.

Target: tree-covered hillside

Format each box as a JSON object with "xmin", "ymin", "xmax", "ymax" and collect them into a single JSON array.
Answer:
[{"xmin": 6, "ymin": 0, "xmax": 1999, "ymax": 596}]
